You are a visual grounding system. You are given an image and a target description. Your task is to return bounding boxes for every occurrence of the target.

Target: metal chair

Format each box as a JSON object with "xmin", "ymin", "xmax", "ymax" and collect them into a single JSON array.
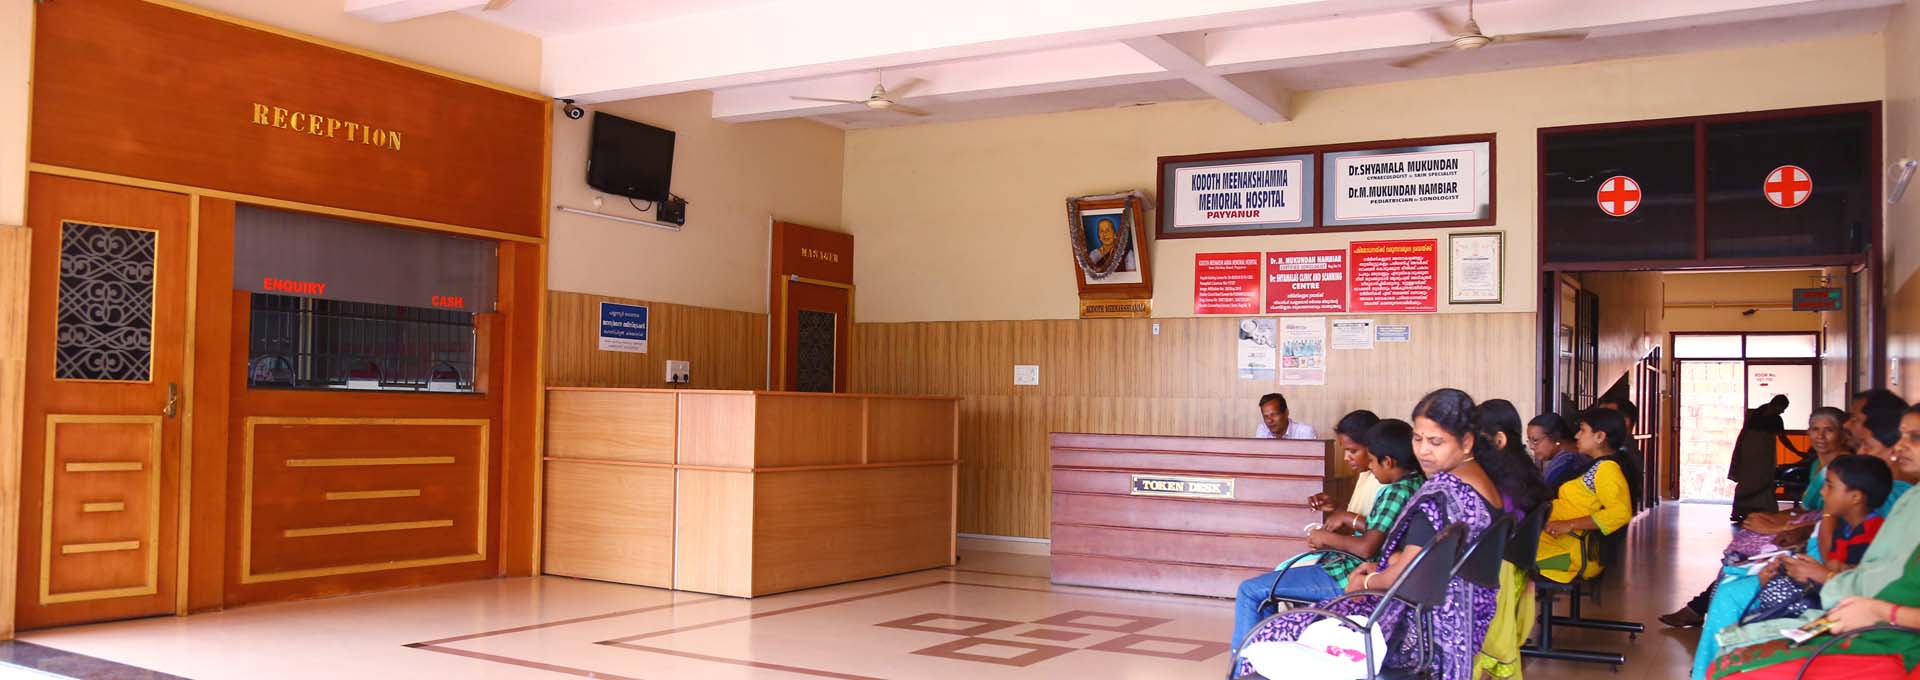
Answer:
[
  {"xmin": 1518, "ymin": 509, "xmax": 1644, "ymax": 670},
  {"xmin": 1230, "ymin": 523, "xmax": 1468, "ymax": 680}
]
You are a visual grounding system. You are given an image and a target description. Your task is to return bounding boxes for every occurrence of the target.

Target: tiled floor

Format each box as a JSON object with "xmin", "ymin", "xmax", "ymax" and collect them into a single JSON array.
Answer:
[{"xmin": 12, "ymin": 503, "xmax": 1729, "ymax": 679}]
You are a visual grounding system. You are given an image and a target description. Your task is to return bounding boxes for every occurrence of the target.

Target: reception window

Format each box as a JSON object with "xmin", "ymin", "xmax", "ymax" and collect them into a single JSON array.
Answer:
[
  {"xmin": 234, "ymin": 204, "xmax": 495, "ymax": 394},
  {"xmin": 248, "ymin": 295, "xmax": 479, "ymax": 392}
]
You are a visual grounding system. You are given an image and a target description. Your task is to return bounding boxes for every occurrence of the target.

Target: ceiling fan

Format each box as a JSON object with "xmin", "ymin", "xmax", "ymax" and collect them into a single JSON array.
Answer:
[
  {"xmin": 1390, "ymin": 0, "xmax": 1586, "ymax": 69},
  {"xmin": 792, "ymin": 74, "xmax": 931, "ymax": 116}
]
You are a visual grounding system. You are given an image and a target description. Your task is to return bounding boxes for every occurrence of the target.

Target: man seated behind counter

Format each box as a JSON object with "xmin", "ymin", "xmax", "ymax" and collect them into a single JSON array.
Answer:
[{"xmin": 1255, "ymin": 393, "xmax": 1318, "ymax": 440}]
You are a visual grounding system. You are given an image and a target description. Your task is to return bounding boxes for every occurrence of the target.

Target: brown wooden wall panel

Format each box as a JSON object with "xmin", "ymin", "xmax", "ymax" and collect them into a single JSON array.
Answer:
[
  {"xmin": 1050, "ymin": 554, "xmax": 1267, "ymax": 599},
  {"xmin": 241, "ymin": 420, "xmax": 487, "ymax": 581},
  {"xmin": 751, "ymin": 466, "xmax": 953, "ymax": 596},
  {"xmin": 186, "ymin": 200, "xmax": 237, "ymax": 613},
  {"xmin": 546, "ymin": 291, "xmax": 767, "ymax": 390},
  {"xmin": 1049, "ymin": 469, "xmax": 1320, "ymax": 506},
  {"xmin": 673, "ymin": 469, "xmax": 753, "ymax": 597},
  {"xmin": 674, "ymin": 392, "xmax": 757, "ymax": 468},
  {"xmin": 753, "ymin": 395, "xmax": 864, "ymax": 467},
  {"xmin": 1051, "ymin": 493, "xmax": 1317, "ymax": 537},
  {"xmin": 851, "ymin": 312, "xmax": 1535, "ymax": 538},
  {"xmin": 497, "ymin": 241, "xmax": 547, "ymax": 578},
  {"xmin": 541, "ymin": 461, "xmax": 671, "ymax": 588},
  {"xmin": 545, "ymin": 390, "xmax": 676, "ymax": 464},
  {"xmin": 866, "ymin": 398, "xmax": 958, "ymax": 463},
  {"xmin": 30, "ymin": 0, "xmax": 545, "ymax": 238},
  {"xmin": 1050, "ymin": 525, "xmax": 1305, "ymax": 571},
  {"xmin": 0, "ymin": 227, "xmax": 26, "ymax": 635}
]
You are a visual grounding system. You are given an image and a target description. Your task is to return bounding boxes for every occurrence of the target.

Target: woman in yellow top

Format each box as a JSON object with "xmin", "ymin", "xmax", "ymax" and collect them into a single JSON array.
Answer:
[{"xmin": 1536, "ymin": 407, "xmax": 1642, "ymax": 583}]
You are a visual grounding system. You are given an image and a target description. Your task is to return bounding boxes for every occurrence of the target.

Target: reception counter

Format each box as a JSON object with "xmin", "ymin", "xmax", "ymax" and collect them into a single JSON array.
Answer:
[
  {"xmin": 1048, "ymin": 433, "xmax": 1336, "ymax": 598},
  {"xmin": 542, "ymin": 388, "xmax": 959, "ymax": 597}
]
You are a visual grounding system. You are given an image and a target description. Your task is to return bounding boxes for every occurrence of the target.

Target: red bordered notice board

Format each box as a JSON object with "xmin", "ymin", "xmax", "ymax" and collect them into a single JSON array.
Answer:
[
  {"xmin": 1349, "ymin": 239, "xmax": 1437, "ymax": 313},
  {"xmin": 1194, "ymin": 252, "xmax": 1261, "ymax": 315}
]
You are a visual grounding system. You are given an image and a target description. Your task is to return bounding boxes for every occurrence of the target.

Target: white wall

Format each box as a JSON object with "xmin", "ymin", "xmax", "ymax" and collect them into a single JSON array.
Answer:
[
  {"xmin": 841, "ymin": 35, "xmax": 1887, "ymax": 323},
  {"xmin": 1, "ymin": 0, "xmax": 30, "ymax": 227},
  {"xmin": 545, "ymin": 93, "xmax": 845, "ymax": 314}
]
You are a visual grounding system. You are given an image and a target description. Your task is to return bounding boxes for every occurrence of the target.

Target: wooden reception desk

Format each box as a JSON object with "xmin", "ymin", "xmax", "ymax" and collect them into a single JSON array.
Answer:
[
  {"xmin": 1049, "ymin": 433, "xmax": 1338, "ymax": 598},
  {"xmin": 542, "ymin": 388, "xmax": 959, "ymax": 597}
]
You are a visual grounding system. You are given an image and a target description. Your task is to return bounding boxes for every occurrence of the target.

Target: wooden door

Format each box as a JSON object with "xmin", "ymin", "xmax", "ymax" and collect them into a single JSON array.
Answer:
[
  {"xmin": 783, "ymin": 279, "xmax": 850, "ymax": 392},
  {"xmin": 18, "ymin": 174, "xmax": 189, "ymax": 628}
]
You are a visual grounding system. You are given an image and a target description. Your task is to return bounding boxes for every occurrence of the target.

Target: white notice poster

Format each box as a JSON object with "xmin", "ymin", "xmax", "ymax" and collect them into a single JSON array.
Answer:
[
  {"xmin": 1449, "ymin": 232, "xmax": 1502, "ymax": 303},
  {"xmin": 1331, "ymin": 318, "xmax": 1375, "ymax": 350},
  {"xmin": 1236, "ymin": 318, "xmax": 1277, "ymax": 380},
  {"xmin": 1174, "ymin": 159, "xmax": 1308, "ymax": 228},
  {"xmin": 1279, "ymin": 317, "xmax": 1327, "ymax": 386},
  {"xmin": 1324, "ymin": 142, "xmax": 1490, "ymax": 228}
]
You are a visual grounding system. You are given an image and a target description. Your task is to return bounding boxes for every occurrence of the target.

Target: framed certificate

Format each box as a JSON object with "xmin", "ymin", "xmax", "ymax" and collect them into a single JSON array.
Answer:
[{"xmin": 1448, "ymin": 231, "xmax": 1503, "ymax": 304}]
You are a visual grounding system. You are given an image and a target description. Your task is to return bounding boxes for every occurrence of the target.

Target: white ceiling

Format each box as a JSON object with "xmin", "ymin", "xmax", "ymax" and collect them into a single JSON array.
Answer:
[
  {"xmin": 459, "ymin": 0, "xmax": 784, "ymax": 37},
  {"xmin": 346, "ymin": 0, "xmax": 1898, "ymax": 129}
]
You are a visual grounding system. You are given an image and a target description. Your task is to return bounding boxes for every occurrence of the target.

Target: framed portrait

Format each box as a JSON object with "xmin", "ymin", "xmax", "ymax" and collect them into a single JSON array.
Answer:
[{"xmin": 1065, "ymin": 191, "xmax": 1154, "ymax": 300}]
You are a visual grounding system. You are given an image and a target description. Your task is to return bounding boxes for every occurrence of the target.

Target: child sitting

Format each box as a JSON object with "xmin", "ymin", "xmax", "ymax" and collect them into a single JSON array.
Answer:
[
  {"xmin": 1230, "ymin": 419, "xmax": 1426, "ymax": 651},
  {"xmin": 1747, "ymin": 454, "xmax": 1892, "ymax": 623}
]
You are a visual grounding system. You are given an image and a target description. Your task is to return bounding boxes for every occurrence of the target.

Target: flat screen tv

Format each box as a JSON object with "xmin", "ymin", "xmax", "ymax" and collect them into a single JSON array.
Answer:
[{"xmin": 586, "ymin": 112, "xmax": 675, "ymax": 203}]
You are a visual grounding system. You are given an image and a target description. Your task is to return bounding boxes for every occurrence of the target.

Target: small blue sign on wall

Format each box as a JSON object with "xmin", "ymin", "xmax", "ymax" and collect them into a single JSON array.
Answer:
[{"xmin": 598, "ymin": 301, "xmax": 649, "ymax": 353}]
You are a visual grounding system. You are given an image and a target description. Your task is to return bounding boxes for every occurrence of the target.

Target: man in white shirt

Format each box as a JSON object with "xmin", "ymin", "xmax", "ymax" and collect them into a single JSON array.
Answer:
[{"xmin": 1254, "ymin": 393, "xmax": 1317, "ymax": 440}]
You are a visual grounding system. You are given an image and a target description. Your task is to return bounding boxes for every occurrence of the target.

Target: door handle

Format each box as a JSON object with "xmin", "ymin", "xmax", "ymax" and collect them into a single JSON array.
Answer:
[{"xmin": 163, "ymin": 382, "xmax": 179, "ymax": 418}]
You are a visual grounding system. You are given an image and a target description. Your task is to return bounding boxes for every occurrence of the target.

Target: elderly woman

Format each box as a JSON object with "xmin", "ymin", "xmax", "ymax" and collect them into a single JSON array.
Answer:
[
  {"xmin": 1708, "ymin": 405, "xmax": 1920, "ymax": 678},
  {"xmin": 1691, "ymin": 400, "xmax": 1917, "ymax": 678}
]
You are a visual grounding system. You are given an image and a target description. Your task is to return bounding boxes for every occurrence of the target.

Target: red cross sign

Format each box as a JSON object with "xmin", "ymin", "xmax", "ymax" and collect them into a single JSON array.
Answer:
[
  {"xmin": 1764, "ymin": 165, "xmax": 1812, "ymax": 209},
  {"xmin": 1596, "ymin": 176, "xmax": 1641, "ymax": 217}
]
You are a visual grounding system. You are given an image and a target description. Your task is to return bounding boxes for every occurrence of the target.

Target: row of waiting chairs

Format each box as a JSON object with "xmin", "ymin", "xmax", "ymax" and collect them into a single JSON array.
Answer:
[{"xmin": 1231, "ymin": 509, "xmax": 1643, "ymax": 679}]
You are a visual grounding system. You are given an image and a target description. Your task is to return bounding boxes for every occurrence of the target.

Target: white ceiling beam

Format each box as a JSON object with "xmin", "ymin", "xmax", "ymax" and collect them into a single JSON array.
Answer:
[
  {"xmin": 712, "ymin": 43, "xmax": 1173, "ymax": 122},
  {"xmin": 547, "ymin": 0, "xmax": 1454, "ymax": 103},
  {"xmin": 343, "ymin": 0, "xmax": 486, "ymax": 23},
  {"xmin": 1122, "ymin": 34, "xmax": 1290, "ymax": 123}
]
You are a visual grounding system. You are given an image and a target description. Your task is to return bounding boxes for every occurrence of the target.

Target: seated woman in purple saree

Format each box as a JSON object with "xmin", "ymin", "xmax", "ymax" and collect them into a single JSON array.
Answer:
[{"xmin": 1235, "ymin": 389, "xmax": 1532, "ymax": 680}]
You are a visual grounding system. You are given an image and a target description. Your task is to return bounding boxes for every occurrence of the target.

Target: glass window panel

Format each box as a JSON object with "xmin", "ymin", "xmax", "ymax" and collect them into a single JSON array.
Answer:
[
  {"xmin": 1543, "ymin": 125, "xmax": 1697, "ymax": 263},
  {"xmin": 1705, "ymin": 112, "xmax": 1871, "ymax": 259},
  {"xmin": 1747, "ymin": 363, "xmax": 1815, "ymax": 430},
  {"xmin": 1674, "ymin": 335, "xmax": 1743, "ymax": 358},
  {"xmin": 56, "ymin": 221, "xmax": 155, "ymax": 381},
  {"xmin": 1745, "ymin": 334, "xmax": 1818, "ymax": 359}
]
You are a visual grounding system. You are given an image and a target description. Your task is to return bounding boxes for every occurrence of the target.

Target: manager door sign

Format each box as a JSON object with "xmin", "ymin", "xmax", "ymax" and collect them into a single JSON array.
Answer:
[
  {"xmin": 1764, "ymin": 165, "xmax": 1812, "ymax": 209},
  {"xmin": 1596, "ymin": 176, "xmax": 1641, "ymax": 217}
]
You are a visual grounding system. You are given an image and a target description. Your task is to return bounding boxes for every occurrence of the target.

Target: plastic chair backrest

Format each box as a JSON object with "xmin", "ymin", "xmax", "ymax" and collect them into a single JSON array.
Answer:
[
  {"xmin": 1379, "ymin": 523, "xmax": 1467, "ymax": 611},
  {"xmin": 1454, "ymin": 513, "xmax": 1513, "ymax": 589},
  {"xmin": 1505, "ymin": 507, "xmax": 1546, "ymax": 571}
]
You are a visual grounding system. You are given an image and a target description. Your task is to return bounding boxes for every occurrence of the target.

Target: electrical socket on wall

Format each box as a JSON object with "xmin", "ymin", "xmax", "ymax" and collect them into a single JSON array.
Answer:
[
  {"xmin": 1013, "ymin": 364, "xmax": 1040, "ymax": 386},
  {"xmin": 666, "ymin": 360, "xmax": 691, "ymax": 384}
]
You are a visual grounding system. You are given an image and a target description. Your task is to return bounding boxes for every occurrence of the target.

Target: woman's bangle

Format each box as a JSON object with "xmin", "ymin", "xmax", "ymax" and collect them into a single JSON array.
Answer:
[
  {"xmin": 1892, "ymin": 604, "xmax": 1903, "ymax": 625},
  {"xmin": 1363, "ymin": 572, "xmax": 1377, "ymax": 589}
]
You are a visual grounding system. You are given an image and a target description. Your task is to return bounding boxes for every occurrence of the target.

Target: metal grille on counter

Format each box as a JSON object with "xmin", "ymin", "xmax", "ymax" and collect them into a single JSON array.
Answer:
[{"xmin": 247, "ymin": 294, "xmax": 478, "ymax": 392}]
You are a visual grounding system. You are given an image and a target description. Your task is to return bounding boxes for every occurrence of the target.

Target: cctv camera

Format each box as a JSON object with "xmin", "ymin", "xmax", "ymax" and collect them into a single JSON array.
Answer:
[{"xmin": 561, "ymin": 99, "xmax": 584, "ymax": 120}]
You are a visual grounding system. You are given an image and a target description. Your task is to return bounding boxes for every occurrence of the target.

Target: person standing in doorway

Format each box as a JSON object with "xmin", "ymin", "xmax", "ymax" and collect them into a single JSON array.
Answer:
[
  {"xmin": 1255, "ymin": 393, "xmax": 1318, "ymax": 440},
  {"xmin": 1730, "ymin": 395, "xmax": 1792, "ymax": 523}
]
